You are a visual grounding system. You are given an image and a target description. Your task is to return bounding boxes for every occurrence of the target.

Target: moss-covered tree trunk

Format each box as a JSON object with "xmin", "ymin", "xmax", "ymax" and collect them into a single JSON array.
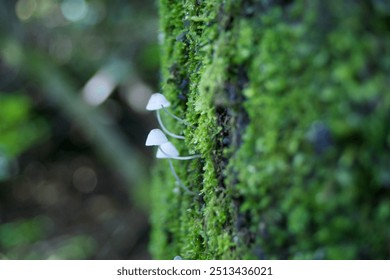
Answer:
[{"xmin": 150, "ymin": 0, "xmax": 390, "ymax": 259}]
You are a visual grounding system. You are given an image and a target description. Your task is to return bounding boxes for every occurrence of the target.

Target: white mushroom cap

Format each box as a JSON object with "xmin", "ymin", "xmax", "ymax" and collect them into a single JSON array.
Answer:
[
  {"xmin": 156, "ymin": 142, "xmax": 179, "ymax": 158},
  {"xmin": 146, "ymin": 93, "xmax": 171, "ymax": 111},
  {"xmin": 145, "ymin": 129, "xmax": 169, "ymax": 146}
]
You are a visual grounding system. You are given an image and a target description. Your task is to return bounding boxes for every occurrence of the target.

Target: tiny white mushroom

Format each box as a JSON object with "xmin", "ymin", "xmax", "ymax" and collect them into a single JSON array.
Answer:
[
  {"xmin": 152, "ymin": 141, "xmax": 199, "ymax": 195},
  {"xmin": 145, "ymin": 93, "xmax": 185, "ymax": 139},
  {"xmin": 146, "ymin": 93, "xmax": 171, "ymax": 110},
  {"xmin": 147, "ymin": 93, "xmax": 188, "ymax": 123},
  {"xmin": 145, "ymin": 128, "xmax": 169, "ymax": 146},
  {"xmin": 157, "ymin": 142, "xmax": 201, "ymax": 160},
  {"xmin": 156, "ymin": 142, "xmax": 179, "ymax": 158}
]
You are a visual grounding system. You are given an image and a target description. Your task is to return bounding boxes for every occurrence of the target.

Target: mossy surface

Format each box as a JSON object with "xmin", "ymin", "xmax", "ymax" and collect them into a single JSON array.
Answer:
[{"xmin": 150, "ymin": 0, "xmax": 390, "ymax": 259}]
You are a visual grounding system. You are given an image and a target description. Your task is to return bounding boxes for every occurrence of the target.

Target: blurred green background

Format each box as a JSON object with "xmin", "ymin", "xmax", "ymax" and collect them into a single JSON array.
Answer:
[{"xmin": 0, "ymin": 0, "xmax": 159, "ymax": 259}]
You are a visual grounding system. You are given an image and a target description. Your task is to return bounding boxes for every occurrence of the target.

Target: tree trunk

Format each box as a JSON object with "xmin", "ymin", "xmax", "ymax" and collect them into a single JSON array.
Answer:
[{"xmin": 150, "ymin": 0, "xmax": 390, "ymax": 259}]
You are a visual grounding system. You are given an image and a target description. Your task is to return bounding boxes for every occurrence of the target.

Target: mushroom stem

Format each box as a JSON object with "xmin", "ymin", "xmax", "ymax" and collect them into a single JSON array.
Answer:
[
  {"xmin": 168, "ymin": 159, "xmax": 194, "ymax": 195},
  {"xmin": 158, "ymin": 147, "xmax": 201, "ymax": 160},
  {"xmin": 161, "ymin": 105, "xmax": 190, "ymax": 125},
  {"xmin": 156, "ymin": 110, "xmax": 185, "ymax": 139}
]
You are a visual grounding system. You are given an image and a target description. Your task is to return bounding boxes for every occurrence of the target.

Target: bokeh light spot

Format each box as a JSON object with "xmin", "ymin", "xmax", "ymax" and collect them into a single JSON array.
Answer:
[
  {"xmin": 15, "ymin": 0, "xmax": 37, "ymax": 21},
  {"xmin": 1, "ymin": 40, "xmax": 23, "ymax": 68},
  {"xmin": 82, "ymin": 71, "xmax": 116, "ymax": 106},
  {"xmin": 125, "ymin": 83, "xmax": 153, "ymax": 114},
  {"xmin": 73, "ymin": 167, "xmax": 97, "ymax": 193},
  {"xmin": 60, "ymin": 0, "xmax": 88, "ymax": 22}
]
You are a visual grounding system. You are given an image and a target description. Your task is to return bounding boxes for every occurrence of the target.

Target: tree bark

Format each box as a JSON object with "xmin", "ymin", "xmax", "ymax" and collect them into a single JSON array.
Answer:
[{"xmin": 151, "ymin": 0, "xmax": 390, "ymax": 259}]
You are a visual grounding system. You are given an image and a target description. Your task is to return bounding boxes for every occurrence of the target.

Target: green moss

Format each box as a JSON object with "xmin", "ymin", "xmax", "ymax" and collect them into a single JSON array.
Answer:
[{"xmin": 150, "ymin": 0, "xmax": 390, "ymax": 259}]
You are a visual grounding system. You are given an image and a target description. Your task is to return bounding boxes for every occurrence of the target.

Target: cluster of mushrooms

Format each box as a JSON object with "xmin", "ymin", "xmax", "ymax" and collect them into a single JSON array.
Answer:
[{"xmin": 145, "ymin": 93, "xmax": 200, "ymax": 194}]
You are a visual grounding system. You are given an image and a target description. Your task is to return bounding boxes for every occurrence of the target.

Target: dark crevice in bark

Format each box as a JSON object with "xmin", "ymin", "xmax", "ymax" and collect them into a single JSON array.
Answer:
[{"xmin": 213, "ymin": 64, "xmax": 249, "ymax": 190}]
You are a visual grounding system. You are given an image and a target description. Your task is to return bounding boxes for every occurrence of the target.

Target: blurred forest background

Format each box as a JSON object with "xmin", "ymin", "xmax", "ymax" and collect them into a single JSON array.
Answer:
[{"xmin": 0, "ymin": 0, "xmax": 159, "ymax": 259}]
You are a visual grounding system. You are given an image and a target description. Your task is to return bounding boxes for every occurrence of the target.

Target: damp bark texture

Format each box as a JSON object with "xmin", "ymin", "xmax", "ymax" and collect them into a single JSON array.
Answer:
[{"xmin": 150, "ymin": 0, "xmax": 390, "ymax": 259}]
